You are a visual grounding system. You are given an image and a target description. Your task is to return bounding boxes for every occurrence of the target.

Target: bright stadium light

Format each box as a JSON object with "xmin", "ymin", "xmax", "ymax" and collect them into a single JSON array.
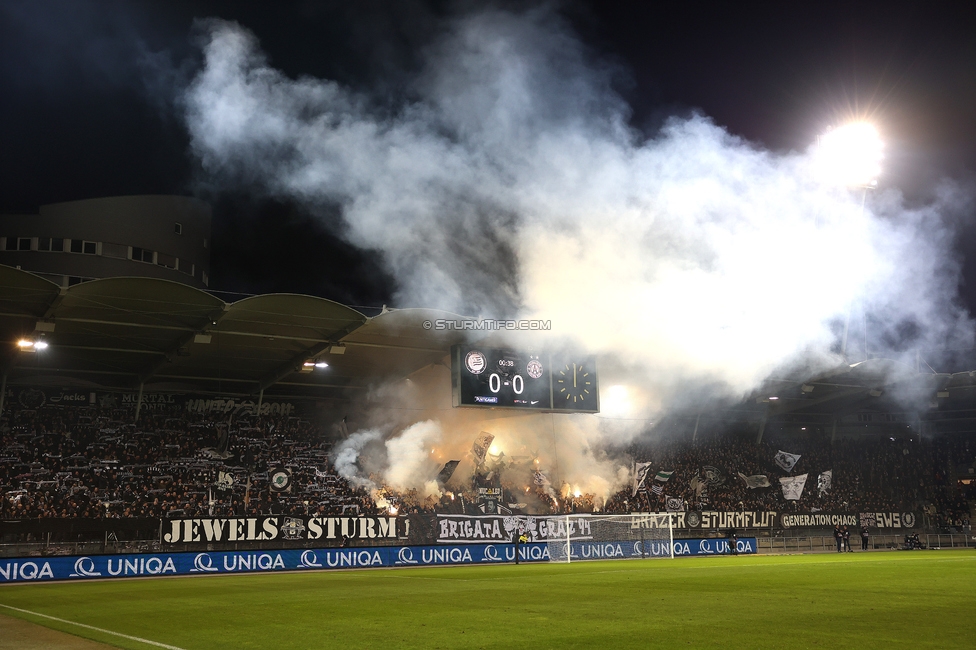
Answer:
[
  {"xmin": 16, "ymin": 339, "xmax": 48, "ymax": 351},
  {"xmin": 815, "ymin": 122, "xmax": 883, "ymax": 188},
  {"xmin": 33, "ymin": 341, "xmax": 48, "ymax": 350}
]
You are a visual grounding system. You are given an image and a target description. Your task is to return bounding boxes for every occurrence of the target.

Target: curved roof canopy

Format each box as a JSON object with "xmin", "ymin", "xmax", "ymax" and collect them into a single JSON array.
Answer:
[{"xmin": 0, "ymin": 265, "xmax": 468, "ymax": 397}]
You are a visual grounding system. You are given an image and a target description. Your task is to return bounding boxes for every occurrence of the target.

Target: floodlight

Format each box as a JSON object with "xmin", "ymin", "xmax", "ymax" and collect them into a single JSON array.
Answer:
[
  {"xmin": 33, "ymin": 341, "xmax": 49, "ymax": 350},
  {"xmin": 16, "ymin": 339, "xmax": 34, "ymax": 348},
  {"xmin": 816, "ymin": 122, "xmax": 883, "ymax": 187},
  {"xmin": 315, "ymin": 362, "xmax": 328, "ymax": 368}
]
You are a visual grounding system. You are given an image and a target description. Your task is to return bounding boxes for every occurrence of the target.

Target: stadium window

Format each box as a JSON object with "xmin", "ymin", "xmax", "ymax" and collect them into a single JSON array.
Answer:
[
  {"xmin": 70, "ymin": 239, "xmax": 83, "ymax": 253},
  {"xmin": 83, "ymin": 241, "xmax": 96, "ymax": 255},
  {"xmin": 101, "ymin": 242, "xmax": 127, "ymax": 259},
  {"xmin": 3, "ymin": 238, "xmax": 14, "ymax": 250},
  {"xmin": 174, "ymin": 222, "xmax": 182, "ymax": 235},
  {"xmin": 131, "ymin": 247, "xmax": 155, "ymax": 263},
  {"xmin": 18, "ymin": 237, "xmax": 32, "ymax": 251},
  {"xmin": 37, "ymin": 237, "xmax": 51, "ymax": 251},
  {"xmin": 51, "ymin": 238, "xmax": 64, "ymax": 252},
  {"xmin": 203, "ymin": 237, "xmax": 207, "ymax": 249},
  {"xmin": 157, "ymin": 252, "xmax": 177, "ymax": 269},
  {"xmin": 202, "ymin": 270, "xmax": 209, "ymax": 286}
]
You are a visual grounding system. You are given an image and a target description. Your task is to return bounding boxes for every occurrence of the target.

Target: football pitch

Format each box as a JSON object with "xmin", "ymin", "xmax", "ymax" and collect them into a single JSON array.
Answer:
[{"xmin": 0, "ymin": 551, "xmax": 972, "ymax": 649}]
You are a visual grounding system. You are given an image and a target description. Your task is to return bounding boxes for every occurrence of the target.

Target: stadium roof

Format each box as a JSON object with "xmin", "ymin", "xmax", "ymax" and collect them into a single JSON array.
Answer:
[{"xmin": 0, "ymin": 265, "xmax": 467, "ymax": 398}]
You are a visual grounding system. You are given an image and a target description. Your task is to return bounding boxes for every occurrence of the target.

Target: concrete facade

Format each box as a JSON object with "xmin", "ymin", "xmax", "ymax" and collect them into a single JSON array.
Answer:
[{"xmin": 0, "ymin": 195, "xmax": 211, "ymax": 289}]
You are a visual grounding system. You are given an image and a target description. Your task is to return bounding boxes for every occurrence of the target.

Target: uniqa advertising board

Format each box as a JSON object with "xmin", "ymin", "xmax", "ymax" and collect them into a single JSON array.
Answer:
[{"xmin": 0, "ymin": 538, "xmax": 756, "ymax": 583}]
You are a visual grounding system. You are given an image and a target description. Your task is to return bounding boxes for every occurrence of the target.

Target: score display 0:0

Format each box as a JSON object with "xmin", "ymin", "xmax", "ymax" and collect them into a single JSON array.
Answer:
[{"xmin": 488, "ymin": 372, "xmax": 525, "ymax": 394}]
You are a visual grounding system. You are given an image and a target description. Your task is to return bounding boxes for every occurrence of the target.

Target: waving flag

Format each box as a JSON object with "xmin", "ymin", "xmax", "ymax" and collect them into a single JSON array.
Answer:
[
  {"xmin": 738, "ymin": 472, "xmax": 771, "ymax": 489},
  {"xmin": 818, "ymin": 470, "xmax": 832, "ymax": 495},
  {"xmin": 779, "ymin": 474, "xmax": 808, "ymax": 500},
  {"xmin": 774, "ymin": 450, "xmax": 801, "ymax": 472}
]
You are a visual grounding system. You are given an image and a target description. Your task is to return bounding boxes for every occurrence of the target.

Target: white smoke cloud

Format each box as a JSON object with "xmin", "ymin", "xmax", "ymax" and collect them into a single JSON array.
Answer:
[
  {"xmin": 383, "ymin": 419, "xmax": 442, "ymax": 493},
  {"xmin": 332, "ymin": 428, "xmax": 383, "ymax": 490},
  {"xmin": 183, "ymin": 7, "xmax": 973, "ymax": 496}
]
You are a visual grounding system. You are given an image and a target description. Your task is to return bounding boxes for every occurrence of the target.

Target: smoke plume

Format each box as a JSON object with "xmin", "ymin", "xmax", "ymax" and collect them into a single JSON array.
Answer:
[{"xmin": 182, "ymin": 6, "xmax": 973, "ymax": 499}]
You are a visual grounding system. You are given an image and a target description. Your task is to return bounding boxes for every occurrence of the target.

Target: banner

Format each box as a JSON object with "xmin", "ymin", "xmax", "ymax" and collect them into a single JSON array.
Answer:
[
  {"xmin": 780, "ymin": 511, "xmax": 917, "ymax": 529},
  {"xmin": 633, "ymin": 462, "xmax": 652, "ymax": 496},
  {"xmin": 738, "ymin": 472, "xmax": 771, "ymax": 489},
  {"xmin": 471, "ymin": 432, "xmax": 494, "ymax": 465},
  {"xmin": 161, "ymin": 515, "xmax": 416, "ymax": 545},
  {"xmin": 818, "ymin": 470, "xmax": 832, "ymax": 495},
  {"xmin": 774, "ymin": 450, "xmax": 801, "ymax": 472},
  {"xmin": 858, "ymin": 511, "xmax": 917, "ymax": 529},
  {"xmin": 0, "ymin": 538, "xmax": 758, "ymax": 584}
]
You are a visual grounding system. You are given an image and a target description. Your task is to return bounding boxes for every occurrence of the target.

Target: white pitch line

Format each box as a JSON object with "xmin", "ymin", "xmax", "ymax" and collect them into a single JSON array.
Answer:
[{"xmin": 0, "ymin": 602, "xmax": 186, "ymax": 650}]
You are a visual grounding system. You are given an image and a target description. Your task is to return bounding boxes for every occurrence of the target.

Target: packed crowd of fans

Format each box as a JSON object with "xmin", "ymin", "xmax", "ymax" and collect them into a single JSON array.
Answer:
[
  {"xmin": 602, "ymin": 430, "xmax": 973, "ymax": 531},
  {"xmin": 0, "ymin": 399, "xmax": 372, "ymax": 521},
  {"xmin": 1, "ymin": 395, "xmax": 973, "ymax": 532}
]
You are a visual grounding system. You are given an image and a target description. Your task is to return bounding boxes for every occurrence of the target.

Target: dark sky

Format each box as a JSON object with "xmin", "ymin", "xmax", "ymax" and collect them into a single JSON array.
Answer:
[{"xmin": 2, "ymin": 0, "xmax": 975, "ymax": 310}]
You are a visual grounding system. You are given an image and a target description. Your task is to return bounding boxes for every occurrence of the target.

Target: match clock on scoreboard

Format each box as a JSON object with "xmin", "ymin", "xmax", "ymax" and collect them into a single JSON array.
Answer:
[{"xmin": 451, "ymin": 346, "xmax": 599, "ymax": 413}]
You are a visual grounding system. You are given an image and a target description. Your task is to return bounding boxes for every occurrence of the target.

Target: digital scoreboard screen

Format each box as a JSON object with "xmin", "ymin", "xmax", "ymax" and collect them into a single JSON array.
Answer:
[{"xmin": 451, "ymin": 346, "xmax": 599, "ymax": 413}]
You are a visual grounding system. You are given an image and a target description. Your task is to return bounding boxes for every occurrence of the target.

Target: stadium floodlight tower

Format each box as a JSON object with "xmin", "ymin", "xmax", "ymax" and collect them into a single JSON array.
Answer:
[{"xmin": 815, "ymin": 122, "xmax": 883, "ymax": 360}]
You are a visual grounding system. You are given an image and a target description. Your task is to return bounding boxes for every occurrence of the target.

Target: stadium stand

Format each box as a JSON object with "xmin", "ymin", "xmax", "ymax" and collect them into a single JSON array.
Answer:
[{"xmin": 2, "ymin": 397, "xmax": 971, "ymax": 529}]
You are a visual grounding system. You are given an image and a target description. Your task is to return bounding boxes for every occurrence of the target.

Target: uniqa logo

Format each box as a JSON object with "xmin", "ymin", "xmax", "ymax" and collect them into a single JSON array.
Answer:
[
  {"xmin": 299, "ymin": 550, "xmax": 322, "ymax": 568},
  {"xmin": 70, "ymin": 556, "xmax": 101, "ymax": 577},
  {"xmin": 191, "ymin": 553, "xmax": 219, "ymax": 572},
  {"xmin": 397, "ymin": 547, "xmax": 418, "ymax": 565},
  {"xmin": 482, "ymin": 545, "xmax": 502, "ymax": 562}
]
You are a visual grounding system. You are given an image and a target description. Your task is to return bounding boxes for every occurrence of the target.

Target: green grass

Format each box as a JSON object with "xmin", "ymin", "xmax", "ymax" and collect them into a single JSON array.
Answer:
[{"xmin": 1, "ymin": 551, "xmax": 973, "ymax": 649}]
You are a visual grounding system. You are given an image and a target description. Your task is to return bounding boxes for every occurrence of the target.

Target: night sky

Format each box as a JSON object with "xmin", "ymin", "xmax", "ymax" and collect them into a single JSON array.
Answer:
[{"xmin": 2, "ymin": 0, "xmax": 975, "ymax": 312}]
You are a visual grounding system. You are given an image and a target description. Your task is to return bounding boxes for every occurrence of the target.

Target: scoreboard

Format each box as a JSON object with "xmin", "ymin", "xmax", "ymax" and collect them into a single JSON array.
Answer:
[{"xmin": 451, "ymin": 345, "xmax": 599, "ymax": 413}]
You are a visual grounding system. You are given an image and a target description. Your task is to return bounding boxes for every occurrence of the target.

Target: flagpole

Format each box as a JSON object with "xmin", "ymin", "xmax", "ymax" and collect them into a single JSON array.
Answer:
[{"xmin": 668, "ymin": 512, "xmax": 674, "ymax": 559}]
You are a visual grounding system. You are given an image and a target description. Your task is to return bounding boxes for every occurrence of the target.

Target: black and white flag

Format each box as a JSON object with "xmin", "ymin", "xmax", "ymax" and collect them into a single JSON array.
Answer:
[
  {"xmin": 436, "ymin": 460, "xmax": 461, "ymax": 484},
  {"xmin": 472, "ymin": 432, "xmax": 494, "ymax": 465},
  {"xmin": 738, "ymin": 472, "xmax": 771, "ymax": 489},
  {"xmin": 779, "ymin": 474, "xmax": 808, "ymax": 500},
  {"xmin": 633, "ymin": 462, "xmax": 652, "ymax": 496},
  {"xmin": 666, "ymin": 496, "xmax": 685, "ymax": 512},
  {"xmin": 216, "ymin": 471, "xmax": 234, "ymax": 490},
  {"xmin": 774, "ymin": 450, "xmax": 801, "ymax": 472},
  {"xmin": 818, "ymin": 470, "xmax": 832, "ymax": 495}
]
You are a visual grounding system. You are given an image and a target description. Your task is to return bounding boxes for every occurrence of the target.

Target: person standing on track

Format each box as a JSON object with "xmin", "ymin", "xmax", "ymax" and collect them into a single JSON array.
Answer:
[
  {"xmin": 860, "ymin": 526, "xmax": 869, "ymax": 551},
  {"xmin": 842, "ymin": 526, "xmax": 852, "ymax": 552},
  {"xmin": 833, "ymin": 525, "xmax": 842, "ymax": 552}
]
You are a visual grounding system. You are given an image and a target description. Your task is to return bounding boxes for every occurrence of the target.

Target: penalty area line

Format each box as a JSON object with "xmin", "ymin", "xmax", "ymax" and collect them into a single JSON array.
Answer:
[{"xmin": 0, "ymin": 602, "xmax": 186, "ymax": 650}]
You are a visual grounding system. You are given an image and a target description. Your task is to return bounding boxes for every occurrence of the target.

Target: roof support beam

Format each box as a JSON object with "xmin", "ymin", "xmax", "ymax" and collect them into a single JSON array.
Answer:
[
  {"xmin": 255, "ymin": 321, "xmax": 364, "ymax": 393},
  {"xmin": 136, "ymin": 306, "xmax": 229, "ymax": 385}
]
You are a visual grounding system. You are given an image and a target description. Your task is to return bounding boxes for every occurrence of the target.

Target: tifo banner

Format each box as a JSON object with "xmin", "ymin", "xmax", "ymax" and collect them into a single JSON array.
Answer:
[
  {"xmin": 0, "ymin": 538, "xmax": 758, "ymax": 584},
  {"xmin": 435, "ymin": 514, "xmax": 594, "ymax": 544},
  {"xmin": 638, "ymin": 511, "xmax": 778, "ymax": 530},
  {"xmin": 780, "ymin": 511, "xmax": 917, "ymax": 529},
  {"xmin": 161, "ymin": 515, "xmax": 420, "ymax": 545}
]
